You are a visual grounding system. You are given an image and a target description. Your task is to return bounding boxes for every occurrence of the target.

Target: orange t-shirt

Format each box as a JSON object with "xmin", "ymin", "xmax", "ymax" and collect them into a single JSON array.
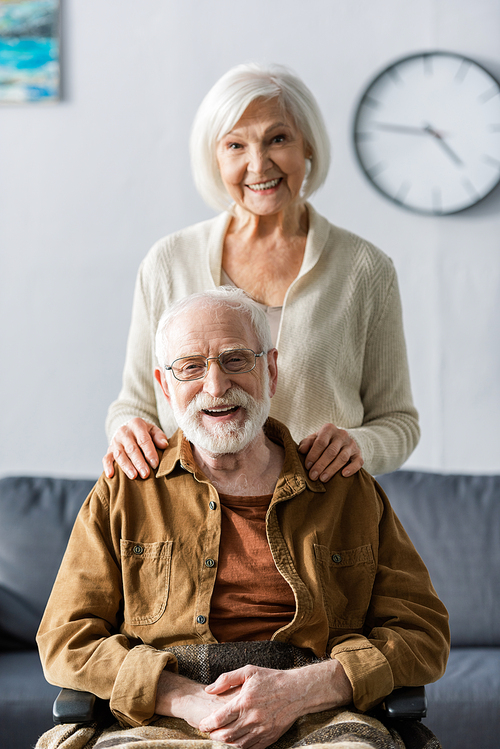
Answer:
[{"xmin": 209, "ymin": 493, "xmax": 296, "ymax": 642}]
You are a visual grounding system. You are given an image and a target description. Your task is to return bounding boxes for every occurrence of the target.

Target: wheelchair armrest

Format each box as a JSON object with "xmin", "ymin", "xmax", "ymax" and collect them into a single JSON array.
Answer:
[
  {"xmin": 52, "ymin": 684, "xmax": 427, "ymax": 726},
  {"xmin": 382, "ymin": 686, "xmax": 427, "ymax": 720},
  {"xmin": 53, "ymin": 688, "xmax": 97, "ymax": 724}
]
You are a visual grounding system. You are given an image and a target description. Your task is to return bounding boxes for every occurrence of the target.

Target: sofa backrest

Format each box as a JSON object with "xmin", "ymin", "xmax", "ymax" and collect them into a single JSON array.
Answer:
[
  {"xmin": 1, "ymin": 471, "xmax": 499, "ymax": 651},
  {"xmin": 0, "ymin": 475, "xmax": 95, "ymax": 649},
  {"xmin": 377, "ymin": 470, "xmax": 500, "ymax": 647}
]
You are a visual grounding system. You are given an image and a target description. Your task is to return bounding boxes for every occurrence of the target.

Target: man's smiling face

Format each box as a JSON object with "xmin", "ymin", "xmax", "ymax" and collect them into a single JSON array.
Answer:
[{"xmin": 156, "ymin": 302, "xmax": 277, "ymax": 455}]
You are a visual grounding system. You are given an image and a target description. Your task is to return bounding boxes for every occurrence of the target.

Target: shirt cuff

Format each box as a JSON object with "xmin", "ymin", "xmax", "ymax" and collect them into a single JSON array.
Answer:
[
  {"xmin": 110, "ymin": 644, "xmax": 178, "ymax": 726},
  {"xmin": 331, "ymin": 636, "xmax": 394, "ymax": 711}
]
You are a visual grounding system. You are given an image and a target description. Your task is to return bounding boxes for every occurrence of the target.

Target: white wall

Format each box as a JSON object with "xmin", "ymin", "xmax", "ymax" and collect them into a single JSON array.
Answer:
[{"xmin": 1, "ymin": 0, "xmax": 499, "ymax": 478}]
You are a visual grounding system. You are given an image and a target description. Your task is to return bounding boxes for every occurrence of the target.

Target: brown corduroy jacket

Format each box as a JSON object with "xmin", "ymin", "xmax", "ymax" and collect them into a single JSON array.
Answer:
[{"xmin": 37, "ymin": 419, "xmax": 449, "ymax": 728}]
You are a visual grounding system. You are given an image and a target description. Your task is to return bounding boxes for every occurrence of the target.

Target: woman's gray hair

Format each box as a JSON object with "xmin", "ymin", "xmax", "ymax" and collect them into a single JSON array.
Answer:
[
  {"xmin": 155, "ymin": 286, "xmax": 273, "ymax": 368},
  {"xmin": 190, "ymin": 62, "xmax": 331, "ymax": 212}
]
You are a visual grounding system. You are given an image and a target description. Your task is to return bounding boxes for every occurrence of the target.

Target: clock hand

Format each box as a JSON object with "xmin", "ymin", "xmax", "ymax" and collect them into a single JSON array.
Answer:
[
  {"xmin": 373, "ymin": 121, "xmax": 462, "ymax": 161},
  {"xmin": 423, "ymin": 124, "xmax": 464, "ymax": 166},
  {"xmin": 373, "ymin": 122, "xmax": 429, "ymax": 135}
]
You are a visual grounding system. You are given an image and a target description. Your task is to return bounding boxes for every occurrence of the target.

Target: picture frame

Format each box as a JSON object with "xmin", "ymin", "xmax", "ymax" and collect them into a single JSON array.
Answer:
[{"xmin": 0, "ymin": 0, "xmax": 60, "ymax": 103}]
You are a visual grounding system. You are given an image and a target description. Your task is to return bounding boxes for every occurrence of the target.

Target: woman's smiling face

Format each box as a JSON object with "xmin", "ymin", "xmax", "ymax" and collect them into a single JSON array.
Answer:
[{"xmin": 216, "ymin": 98, "xmax": 310, "ymax": 217}]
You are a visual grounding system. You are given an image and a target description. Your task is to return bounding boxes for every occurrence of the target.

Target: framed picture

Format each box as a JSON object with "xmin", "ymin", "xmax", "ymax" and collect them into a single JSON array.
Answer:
[{"xmin": 0, "ymin": 0, "xmax": 60, "ymax": 103}]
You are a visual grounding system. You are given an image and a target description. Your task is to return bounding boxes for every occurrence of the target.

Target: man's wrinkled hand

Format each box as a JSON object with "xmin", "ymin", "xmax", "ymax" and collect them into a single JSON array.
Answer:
[
  {"xmin": 199, "ymin": 665, "xmax": 300, "ymax": 749},
  {"xmin": 199, "ymin": 660, "xmax": 352, "ymax": 749},
  {"xmin": 155, "ymin": 670, "xmax": 239, "ymax": 729}
]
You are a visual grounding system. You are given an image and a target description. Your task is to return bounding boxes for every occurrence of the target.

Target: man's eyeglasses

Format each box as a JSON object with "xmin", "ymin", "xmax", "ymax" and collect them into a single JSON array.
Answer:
[{"xmin": 165, "ymin": 348, "xmax": 265, "ymax": 382}]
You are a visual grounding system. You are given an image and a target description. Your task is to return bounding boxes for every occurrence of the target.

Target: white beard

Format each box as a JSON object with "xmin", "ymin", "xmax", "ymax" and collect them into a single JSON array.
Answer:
[{"xmin": 170, "ymin": 381, "xmax": 270, "ymax": 456}]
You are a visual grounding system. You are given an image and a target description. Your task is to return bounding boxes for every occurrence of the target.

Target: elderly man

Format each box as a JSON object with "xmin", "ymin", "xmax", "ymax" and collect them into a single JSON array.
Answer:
[{"xmin": 37, "ymin": 288, "xmax": 449, "ymax": 749}]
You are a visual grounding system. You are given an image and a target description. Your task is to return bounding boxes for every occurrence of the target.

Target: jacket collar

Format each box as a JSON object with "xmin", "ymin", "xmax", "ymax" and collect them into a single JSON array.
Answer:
[{"xmin": 156, "ymin": 417, "xmax": 326, "ymax": 495}]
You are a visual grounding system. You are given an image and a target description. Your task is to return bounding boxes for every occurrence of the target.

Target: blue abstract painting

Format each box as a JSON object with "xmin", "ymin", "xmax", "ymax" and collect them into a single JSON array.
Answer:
[{"xmin": 0, "ymin": 0, "xmax": 59, "ymax": 103}]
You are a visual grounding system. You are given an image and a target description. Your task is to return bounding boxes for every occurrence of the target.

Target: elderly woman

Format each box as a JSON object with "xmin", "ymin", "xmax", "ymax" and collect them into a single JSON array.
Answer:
[{"xmin": 104, "ymin": 63, "xmax": 419, "ymax": 482}]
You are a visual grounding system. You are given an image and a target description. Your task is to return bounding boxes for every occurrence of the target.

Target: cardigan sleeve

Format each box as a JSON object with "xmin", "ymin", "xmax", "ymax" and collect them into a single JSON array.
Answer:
[
  {"xmin": 104, "ymin": 217, "xmax": 222, "ymax": 444},
  {"xmin": 345, "ymin": 268, "xmax": 420, "ymax": 475},
  {"xmin": 105, "ymin": 255, "xmax": 171, "ymax": 442}
]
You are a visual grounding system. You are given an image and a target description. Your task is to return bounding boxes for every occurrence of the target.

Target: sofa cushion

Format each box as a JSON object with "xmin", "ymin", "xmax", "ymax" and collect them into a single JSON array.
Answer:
[
  {"xmin": 377, "ymin": 470, "xmax": 500, "ymax": 647},
  {"xmin": 0, "ymin": 476, "xmax": 95, "ymax": 648},
  {"xmin": 424, "ymin": 647, "xmax": 500, "ymax": 749},
  {"xmin": 0, "ymin": 650, "xmax": 60, "ymax": 746}
]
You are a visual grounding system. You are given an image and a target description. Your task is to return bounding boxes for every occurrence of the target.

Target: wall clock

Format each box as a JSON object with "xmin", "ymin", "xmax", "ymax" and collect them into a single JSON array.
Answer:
[{"xmin": 353, "ymin": 51, "xmax": 500, "ymax": 215}]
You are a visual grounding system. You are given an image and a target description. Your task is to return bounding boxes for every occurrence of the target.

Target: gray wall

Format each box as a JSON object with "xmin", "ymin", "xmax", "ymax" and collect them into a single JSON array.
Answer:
[{"xmin": 1, "ymin": 0, "xmax": 499, "ymax": 478}]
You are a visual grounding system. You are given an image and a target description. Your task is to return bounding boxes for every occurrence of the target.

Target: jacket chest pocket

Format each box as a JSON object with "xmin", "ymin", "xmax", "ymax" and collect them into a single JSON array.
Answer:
[
  {"xmin": 121, "ymin": 539, "xmax": 173, "ymax": 625},
  {"xmin": 314, "ymin": 543, "xmax": 375, "ymax": 629}
]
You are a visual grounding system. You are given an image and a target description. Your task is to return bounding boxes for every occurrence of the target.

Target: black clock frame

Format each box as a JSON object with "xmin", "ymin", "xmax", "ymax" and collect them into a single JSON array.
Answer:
[{"xmin": 352, "ymin": 50, "xmax": 500, "ymax": 216}]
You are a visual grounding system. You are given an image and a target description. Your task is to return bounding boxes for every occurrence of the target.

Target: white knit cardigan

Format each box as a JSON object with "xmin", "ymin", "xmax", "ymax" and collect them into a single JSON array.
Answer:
[{"xmin": 106, "ymin": 205, "xmax": 419, "ymax": 475}]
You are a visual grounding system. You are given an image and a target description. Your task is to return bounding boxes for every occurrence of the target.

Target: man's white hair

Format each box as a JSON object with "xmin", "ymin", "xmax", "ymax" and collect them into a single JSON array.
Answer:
[
  {"xmin": 190, "ymin": 62, "xmax": 331, "ymax": 212},
  {"xmin": 155, "ymin": 286, "xmax": 273, "ymax": 368}
]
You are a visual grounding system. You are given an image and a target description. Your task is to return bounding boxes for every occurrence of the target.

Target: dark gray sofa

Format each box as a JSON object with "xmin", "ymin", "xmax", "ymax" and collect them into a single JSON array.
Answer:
[
  {"xmin": 0, "ymin": 476, "xmax": 94, "ymax": 749},
  {"xmin": 0, "ymin": 470, "xmax": 499, "ymax": 749},
  {"xmin": 377, "ymin": 471, "xmax": 500, "ymax": 748}
]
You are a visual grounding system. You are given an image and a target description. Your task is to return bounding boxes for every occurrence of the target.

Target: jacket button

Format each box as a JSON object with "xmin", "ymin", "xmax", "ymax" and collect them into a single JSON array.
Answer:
[
  {"xmin": 197, "ymin": 615, "xmax": 206, "ymax": 624},
  {"xmin": 133, "ymin": 545, "xmax": 144, "ymax": 555},
  {"xmin": 205, "ymin": 558, "xmax": 216, "ymax": 568},
  {"xmin": 332, "ymin": 553, "xmax": 342, "ymax": 564},
  {"xmin": 209, "ymin": 501, "xmax": 216, "ymax": 510}
]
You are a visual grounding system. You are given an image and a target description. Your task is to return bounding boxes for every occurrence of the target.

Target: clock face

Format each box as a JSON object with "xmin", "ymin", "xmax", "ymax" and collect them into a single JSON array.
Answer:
[{"xmin": 353, "ymin": 52, "xmax": 500, "ymax": 215}]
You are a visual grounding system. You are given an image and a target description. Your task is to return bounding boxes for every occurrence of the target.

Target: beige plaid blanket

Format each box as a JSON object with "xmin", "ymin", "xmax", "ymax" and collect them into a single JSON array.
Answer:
[
  {"xmin": 35, "ymin": 642, "xmax": 441, "ymax": 749},
  {"xmin": 36, "ymin": 709, "xmax": 409, "ymax": 749}
]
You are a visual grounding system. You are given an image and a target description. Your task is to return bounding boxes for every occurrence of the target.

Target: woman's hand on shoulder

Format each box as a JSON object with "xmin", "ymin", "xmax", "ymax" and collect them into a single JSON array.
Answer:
[
  {"xmin": 103, "ymin": 418, "xmax": 169, "ymax": 480},
  {"xmin": 298, "ymin": 423, "xmax": 363, "ymax": 482}
]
